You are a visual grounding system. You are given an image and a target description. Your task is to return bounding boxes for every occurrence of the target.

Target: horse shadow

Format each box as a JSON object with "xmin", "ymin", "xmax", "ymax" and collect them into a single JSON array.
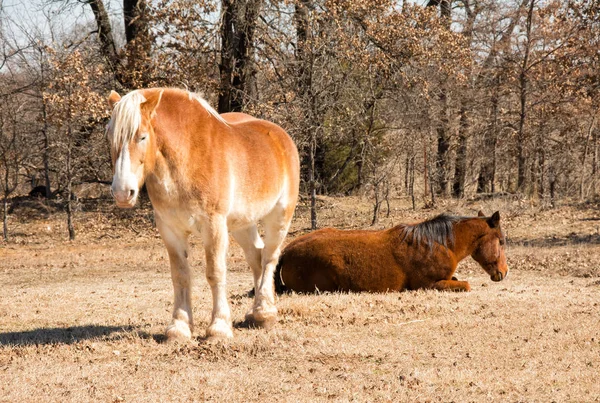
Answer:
[{"xmin": 0, "ymin": 325, "xmax": 163, "ymax": 346}]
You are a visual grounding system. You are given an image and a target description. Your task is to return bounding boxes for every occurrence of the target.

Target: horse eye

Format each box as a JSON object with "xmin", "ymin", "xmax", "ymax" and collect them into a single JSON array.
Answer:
[{"xmin": 139, "ymin": 135, "xmax": 147, "ymax": 143}]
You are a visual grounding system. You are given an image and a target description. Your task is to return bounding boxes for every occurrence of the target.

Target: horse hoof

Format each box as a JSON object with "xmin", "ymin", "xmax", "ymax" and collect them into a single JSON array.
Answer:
[
  {"xmin": 206, "ymin": 320, "xmax": 233, "ymax": 340},
  {"xmin": 166, "ymin": 320, "xmax": 192, "ymax": 342},
  {"xmin": 249, "ymin": 304, "xmax": 278, "ymax": 329}
]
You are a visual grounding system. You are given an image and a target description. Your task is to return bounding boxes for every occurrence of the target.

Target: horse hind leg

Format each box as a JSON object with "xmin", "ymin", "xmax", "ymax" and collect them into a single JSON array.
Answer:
[
  {"xmin": 156, "ymin": 217, "xmax": 193, "ymax": 342},
  {"xmin": 232, "ymin": 225, "xmax": 264, "ymax": 300},
  {"xmin": 251, "ymin": 205, "xmax": 293, "ymax": 328},
  {"xmin": 201, "ymin": 215, "xmax": 233, "ymax": 339}
]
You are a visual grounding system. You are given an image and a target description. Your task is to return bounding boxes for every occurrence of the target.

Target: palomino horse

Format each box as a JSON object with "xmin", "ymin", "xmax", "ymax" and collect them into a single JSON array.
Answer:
[
  {"xmin": 106, "ymin": 88, "xmax": 299, "ymax": 340},
  {"xmin": 275, "ymin": 211, "xmax": 508, "ymax": 293}
]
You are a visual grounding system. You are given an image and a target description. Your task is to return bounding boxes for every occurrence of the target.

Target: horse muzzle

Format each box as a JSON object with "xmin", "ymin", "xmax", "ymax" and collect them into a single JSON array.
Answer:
[
  {"xmin": 112, "ymin": 187, "xmax": 138, "ymax": 208},
  {"xmin": 490, "ymin": 271, "xmax": 505, "ymax": 282}
]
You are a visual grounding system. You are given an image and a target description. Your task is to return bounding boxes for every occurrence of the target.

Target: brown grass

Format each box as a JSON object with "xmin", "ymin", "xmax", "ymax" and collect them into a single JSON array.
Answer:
[{"xmin": 1, "ymin": 196, "xmax": 600, "ymax": 402}]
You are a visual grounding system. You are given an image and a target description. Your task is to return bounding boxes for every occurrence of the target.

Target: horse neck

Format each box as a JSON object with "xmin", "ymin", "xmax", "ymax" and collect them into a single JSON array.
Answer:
[
  {"xmin": 147, "ymin": 95, "xmax": 222, "ymax": 188},
  {"xmin": 450, "ymin": 219, "xmax": 488, "ymax": 260}
]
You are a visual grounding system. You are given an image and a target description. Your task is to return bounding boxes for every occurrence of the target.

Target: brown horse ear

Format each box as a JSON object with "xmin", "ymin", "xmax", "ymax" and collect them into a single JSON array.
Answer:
[
  {"xmin": 477, "ymin": 210, "xmax": 485, "ymax": 217},
  {"xmin": 487, "ymin": 211, "xmax": 500, "ymax": 228},
  {"xmin": 141, "ymin": 90, "xmax": 164, "ymax": 118},
  {"xmin": 108, "ymin": 90, "xmax": 121, "ymax": 109}
]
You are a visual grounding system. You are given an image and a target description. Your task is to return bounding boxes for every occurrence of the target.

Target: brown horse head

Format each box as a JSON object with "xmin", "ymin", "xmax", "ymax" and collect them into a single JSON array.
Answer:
[{"xmin": 471, "ymin": 211, "xmax": 508, "ymax": 282}]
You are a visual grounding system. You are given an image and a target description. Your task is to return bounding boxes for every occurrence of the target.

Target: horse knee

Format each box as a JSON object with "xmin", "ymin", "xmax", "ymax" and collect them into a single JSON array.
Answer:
[{"xmin": 205, "ymin": 270, "xmax": 226, "ymax": 286}]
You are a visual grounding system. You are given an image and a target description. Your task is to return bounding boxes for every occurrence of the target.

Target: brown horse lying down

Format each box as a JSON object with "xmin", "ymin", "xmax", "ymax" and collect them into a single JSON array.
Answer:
[{"xmin": 275, "ymin": 211, "xmax": 508, "ymax": 293}]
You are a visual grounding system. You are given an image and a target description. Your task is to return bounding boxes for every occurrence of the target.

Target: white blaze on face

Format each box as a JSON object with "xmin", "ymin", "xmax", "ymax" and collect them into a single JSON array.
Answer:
[
  {"xmin": 111, "ymin": 142, "xmax": 139, "ymax": 207},
  {"xmin": 107, "ymin": 90, "xmax": 148, "ymax": 208}
]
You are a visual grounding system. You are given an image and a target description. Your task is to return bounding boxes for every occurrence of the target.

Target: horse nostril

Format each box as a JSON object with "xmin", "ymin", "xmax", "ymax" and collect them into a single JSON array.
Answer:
[{"xmin": 128, "ymin": 189, "xmax": 135, "ymax": 199}]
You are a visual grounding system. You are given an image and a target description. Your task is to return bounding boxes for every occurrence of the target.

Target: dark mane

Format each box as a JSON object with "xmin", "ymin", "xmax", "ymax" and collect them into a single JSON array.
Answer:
[{"xmin": 399, "ymin": 214, "xmax": 470, "ymax": 249}]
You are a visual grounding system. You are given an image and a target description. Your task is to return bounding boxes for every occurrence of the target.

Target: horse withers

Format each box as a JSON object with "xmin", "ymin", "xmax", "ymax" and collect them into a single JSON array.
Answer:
[
  {"xmin": 106, "ymin": 88, "xmax": 299, "ymax": 341},
  {"xmin": 275, "ymin": 212, "xmax": 508, "ymax": 293}
]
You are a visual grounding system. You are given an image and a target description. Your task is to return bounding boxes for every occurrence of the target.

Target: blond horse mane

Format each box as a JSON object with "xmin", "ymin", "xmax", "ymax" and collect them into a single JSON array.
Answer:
[{"xmin": 107, "ymin": 89, "xmax": 227, "ymax": 151}]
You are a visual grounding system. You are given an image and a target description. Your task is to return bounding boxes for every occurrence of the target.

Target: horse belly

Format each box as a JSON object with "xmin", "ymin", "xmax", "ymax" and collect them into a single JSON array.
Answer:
[
  {"xmin": 280, "ymin": 257, "xmax": 341, "ymax": 293},
  {"xmin": 340, "ymin": 253, "xmax": 406, "ymax": 292},
  {"xmin": 226, "ymin": 197, "xmax": 279, "ymax": 231},
  {"xmin": 280, "ymin": 235, "xmax": 406, "ymax": 293}
]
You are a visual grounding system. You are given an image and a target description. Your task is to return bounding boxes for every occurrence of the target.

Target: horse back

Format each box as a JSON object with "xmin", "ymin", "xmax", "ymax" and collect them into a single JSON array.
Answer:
[{"xmin": 221, "ymin": 117, "xmax": 300, "ymax": 208}]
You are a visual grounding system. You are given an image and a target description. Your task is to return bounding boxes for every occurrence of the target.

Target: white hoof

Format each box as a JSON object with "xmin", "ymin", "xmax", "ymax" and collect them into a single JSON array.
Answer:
[
  {"xmin": 251, "ymin": 303, "xmax": 278, "ymax": 329},
  {"xmin": 206, "ymin": 319, "xmax": 233, "ymax": 340},
  {"xmin": 166, "ymin": 320, "xmax": 192, "ymax": 342}
]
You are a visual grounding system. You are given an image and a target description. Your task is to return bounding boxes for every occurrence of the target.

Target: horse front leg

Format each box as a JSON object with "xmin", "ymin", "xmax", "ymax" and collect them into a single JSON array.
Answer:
[
  {"xmin": 202, "ymin": 215, "xmax": 233, "ymax": 339},
  {"xmin": 430, "ymin": 279, "xmax": 472, "ymax": 292},
  {"xmin": 156, "ymin": 217, "xmax": 193, "ymax": 341}
]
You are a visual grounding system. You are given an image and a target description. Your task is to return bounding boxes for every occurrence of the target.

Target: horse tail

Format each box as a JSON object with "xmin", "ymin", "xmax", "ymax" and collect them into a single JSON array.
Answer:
[{"xmin": 274, "ymin": 261, "xmax": 287, "ymax": 294}]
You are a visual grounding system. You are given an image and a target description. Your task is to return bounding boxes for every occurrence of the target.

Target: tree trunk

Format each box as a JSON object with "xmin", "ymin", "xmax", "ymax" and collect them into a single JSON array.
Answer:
[
  {"xmin": 593, "ymin": 125, "xmax": 598, "ymax": 196},
  {"xmin": 549, "ymin": 167, "xmax": 556, "ymax": 206},
  {"xmin": 477, "ymin": 84, "xmax": 499, "ymax": 193},
  {"xmin": 581, "ymin": 117, "xmax": 596, "ymax": 200},
  {"xmin": 435, "ymin": 99, "xmax": 450, "ymax": 196},
  {"xmin": 87, "ymin": 0, "xmax": 149, "ymax": 88},
  {"xmin": 66, "ymin": 121, "xmax": 75, "ymax": 241},
  {"xmin": 410, "ymin": 155, "xmax": 416, "ymax": 210},
  {"xmin": 404, "ymin": 154, "xmax": 410, "ymax": 195},
  {"xmin": 452, "ymin": 103, "xmax": 468, "ymax": 198},
  {"xmin": 86, "ymin": 0, "xmax": 123, "ymax": 86},
  {"xmin": 452, "ymin": 0, "xmax": 478, "ymax": 199},
  {"xmin": 295, "ymin": 0, "xmax": 319, "ymax": 229},
  {"xmin": 476, "ymin": 0, "xmax": 527, "ymax": 194},
  {"xmin": 427, "ymin": 0, "xmax": 451, "ymax": 197},
  {"xmin": 423, "ymin": 135, "xmax": 429, "ymax": 199},
  {"xmin": 309, "ymin": 132, "xmax": 317, "ymax": 230},
  {"xmin": 2, "ymin": 193, "xmax": 7, "ymax": 242},
  {"xmin": 218, "ymin": 0, "xmax": 262, "ymax": 113},
  {"xmin": 371, "ymin": 181, "xmax": 380, "ymax": 226},
  {"xmin": 124, "ymin": 0, "xmax": 148, "ymax": 44},
  {"xmin": 537, "ymin": 146, "xmax": 545, "ymax": 199},
  {"xmin": 41, "ymin": 89, "xmax": 52, "ymax": 198},
  {"xmin": 517, "ymin": 0, "xmax": 535, "ymax": 193},
  {"xmin": 124, "ymin": 0, "xmax": 151, "ymax": 88}
]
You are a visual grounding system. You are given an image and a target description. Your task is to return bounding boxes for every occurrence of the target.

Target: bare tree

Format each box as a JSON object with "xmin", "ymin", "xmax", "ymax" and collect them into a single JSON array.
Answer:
[{"xmin": 218, "ymin": 0, "xmax": 262, "ymax": 113}]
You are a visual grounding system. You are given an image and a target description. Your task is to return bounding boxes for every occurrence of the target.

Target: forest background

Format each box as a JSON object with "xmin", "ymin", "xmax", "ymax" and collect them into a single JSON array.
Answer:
[{"xmin": 1, "ymin": 0, "xmax": 599, "ymax": 240}]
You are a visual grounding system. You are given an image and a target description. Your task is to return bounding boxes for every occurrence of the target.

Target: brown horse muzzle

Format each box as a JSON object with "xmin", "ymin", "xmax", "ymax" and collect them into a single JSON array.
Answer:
[{"xmin": 490, "ymin": 270, "xmax": 505, "ymax": 282}]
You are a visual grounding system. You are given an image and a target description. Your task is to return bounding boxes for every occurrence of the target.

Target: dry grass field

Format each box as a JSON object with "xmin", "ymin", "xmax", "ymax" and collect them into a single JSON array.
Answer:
[{"xmin": 1, "ymin": 196, "xmax": 600, "ymax": 402}]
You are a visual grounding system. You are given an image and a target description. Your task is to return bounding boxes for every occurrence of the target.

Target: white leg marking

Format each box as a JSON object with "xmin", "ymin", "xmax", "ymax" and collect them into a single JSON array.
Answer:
[
  {"xmin": 156, "ymin": 216, "xmax": 193, "ymax": 341},
  {"xmin": 252, "ymin": 206, "xmax": 292, "ymax": 327},
  {"xmin": 202, "ymin": 215, "xmax": 233, "ymax": 339},
  {"xmin": 232, "ymin": 225, "xmax": 264, "ymax": 292}
]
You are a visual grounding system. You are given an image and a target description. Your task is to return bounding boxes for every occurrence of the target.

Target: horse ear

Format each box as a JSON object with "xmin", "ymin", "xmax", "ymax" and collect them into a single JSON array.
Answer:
[
  {"xmin": 141, "ymin": 90, "xmax": 164, "ymax": 118},
  {"xmin": 108, "ymin": 90, "xmax": 121, "ymax": 109},
  {"xmin": 477, "ymin": 210, "xmax": 485, "ymax": 217},
  {"xmin": 487, "ymin": 211, "xmax": 500, "ymax": 228}
]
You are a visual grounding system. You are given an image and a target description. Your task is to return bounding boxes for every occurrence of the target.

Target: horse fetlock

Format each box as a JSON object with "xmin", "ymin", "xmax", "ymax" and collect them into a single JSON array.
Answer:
[
  {"xmin": 250, "ymin": 302, "xmax": 278, "ymax": 329},
  {"xmin": 172, "ymin": 308, "xmax": 191, "ymax": 323},
  {"xmin": 206, "ymin": 319, "xmax": 233, "ymax": 340},
  {"xmin": 166, "ymin": 319, "xmax": 193, "ymax": 342}
]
